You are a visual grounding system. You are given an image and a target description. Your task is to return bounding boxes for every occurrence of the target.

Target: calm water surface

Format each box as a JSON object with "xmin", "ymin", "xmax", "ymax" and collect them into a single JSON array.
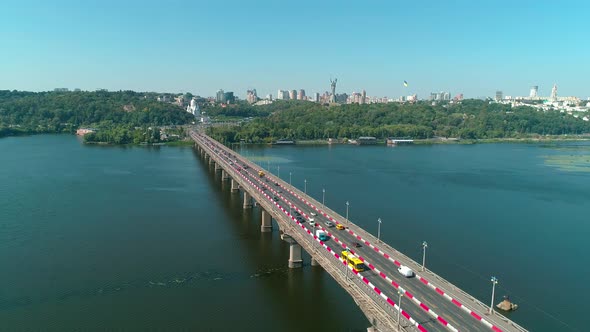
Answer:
[{"xmin": 1, "ymin": 135, "xmax": 589, "ymax": 331}]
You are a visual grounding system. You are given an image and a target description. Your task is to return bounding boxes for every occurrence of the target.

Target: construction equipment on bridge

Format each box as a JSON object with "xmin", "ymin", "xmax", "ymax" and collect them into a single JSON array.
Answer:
[{"xmin": 258, "ymin": 170, "xmax": 265, "ymax": 177}]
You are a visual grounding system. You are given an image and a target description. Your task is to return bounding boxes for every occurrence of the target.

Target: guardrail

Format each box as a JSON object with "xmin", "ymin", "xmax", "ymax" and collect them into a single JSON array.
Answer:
[
  {"xmin": 192, "ymin": 130, "xmax": 528, "ymax": 332},
  {"xmin": 192, "ymin": 132, "xmax": 408, "ymax": 331}
]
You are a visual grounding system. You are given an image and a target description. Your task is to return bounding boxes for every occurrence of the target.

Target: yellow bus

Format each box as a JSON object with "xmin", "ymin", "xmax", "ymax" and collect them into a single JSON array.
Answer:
[{"xmin": 341, "ymin": 250, "xmax": 366, "ymax": 272}]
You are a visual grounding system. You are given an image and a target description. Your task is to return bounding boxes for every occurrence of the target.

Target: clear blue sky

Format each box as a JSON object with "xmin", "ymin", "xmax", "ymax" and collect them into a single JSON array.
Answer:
[{"xmin": 1, "ymin": 0, "xmax": 589, "ymax": 99}]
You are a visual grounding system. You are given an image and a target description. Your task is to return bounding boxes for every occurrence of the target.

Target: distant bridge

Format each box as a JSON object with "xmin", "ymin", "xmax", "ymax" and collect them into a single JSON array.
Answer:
[{"xmin": 190, "ymin": 128, "xmax": 527, "ymax": 332}]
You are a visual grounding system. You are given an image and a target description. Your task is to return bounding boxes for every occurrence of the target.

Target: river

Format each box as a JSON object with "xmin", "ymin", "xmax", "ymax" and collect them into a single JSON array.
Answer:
[{"xmin": 1, "ymin": 135, "xmax": 588, "ymax": 331}]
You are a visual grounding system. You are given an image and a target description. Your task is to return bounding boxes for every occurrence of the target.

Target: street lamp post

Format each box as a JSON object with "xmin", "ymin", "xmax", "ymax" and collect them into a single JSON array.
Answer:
[
  {"xmin": 490, "ymin": 276, "xmax": 498, "ymax": 314},
  {"xmin": 377, "ymin": 218, "xmax": 382, "ymax": 242},
  {"xmin": 346, "ymin": 201, "xmax": 349, "ymax": 224},
  {"xmin": 322, "ymin": 188, "xmax": 325, "ymax": 207},
  {"xmin": 277, "ymin": 165, "xmax": 280, "ymax": 179},
  {"xmin": 267, "ymin": 160, "xmax": 270, "ymax": 172},
  {"xmin": 397, "ymin": 291, "xmax": 404, "ymax": 328},
  {"xmin": 304, "ymin": 179, "xmax": 307, "ymax": 194},
  {"xmin": 289, "ymin": 172, "xmax": 292, "ymax": 186},
  {"xmin": 422, "ymin": 241, "xmax": 428, "ymax": 272}
]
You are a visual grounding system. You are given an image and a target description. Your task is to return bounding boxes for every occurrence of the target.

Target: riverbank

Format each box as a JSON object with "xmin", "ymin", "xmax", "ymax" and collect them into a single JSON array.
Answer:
[
  {"xmin": 83, "ymin": 139, "xmax": 194, "ymax": 147},
  {"xmin": 285, "ymin": 136, "xmax": 590, "ymax": 146}
]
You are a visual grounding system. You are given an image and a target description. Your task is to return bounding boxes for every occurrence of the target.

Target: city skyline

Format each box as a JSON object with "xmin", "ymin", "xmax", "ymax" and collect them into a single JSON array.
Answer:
[{"xmin": 1, "ymin": 0, "xmax": 589, "ymax": 98}]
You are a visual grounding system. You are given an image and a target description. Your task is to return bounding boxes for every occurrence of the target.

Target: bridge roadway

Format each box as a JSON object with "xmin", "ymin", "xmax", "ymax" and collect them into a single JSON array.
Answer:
[{"xmin": 191, "ymin": 130, "xmax": 528, "ymax": 332}]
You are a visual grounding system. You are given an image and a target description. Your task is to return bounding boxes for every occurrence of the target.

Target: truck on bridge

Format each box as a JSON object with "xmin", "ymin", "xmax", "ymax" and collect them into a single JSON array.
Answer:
[
  {"xmin": 316, "ymin": 229, "xmax": 328, "ymax": 241},
  {"xmin": 258, "ymin": 170, "xmax": 265, "ymax": 177}
]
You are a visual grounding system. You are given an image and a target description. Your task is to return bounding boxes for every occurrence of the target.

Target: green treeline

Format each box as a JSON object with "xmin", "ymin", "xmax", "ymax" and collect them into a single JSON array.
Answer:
[
  {"xmin": 207, "ymin": 100, "xmax": 590, "ymax": 143},
  {"xmin": 0, "ymin": 90, "xmax": 195, "ymax": 139},
  {"xmin": 83, "ymin": 126, "xmax": 188, "ymax": 145}
]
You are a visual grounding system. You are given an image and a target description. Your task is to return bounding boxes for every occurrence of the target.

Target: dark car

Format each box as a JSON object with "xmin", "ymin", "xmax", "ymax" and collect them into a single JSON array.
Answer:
[
  {"xmin": 275, "ymin": 182, "xmax": 280, "ymax": 186},
  {"xmin": 352, "ymin": 242, "xmax": 361, "ymax": 248},
  {"xmin": 273, "ymin": 196, "xmax": 279, "ymax": 201}
]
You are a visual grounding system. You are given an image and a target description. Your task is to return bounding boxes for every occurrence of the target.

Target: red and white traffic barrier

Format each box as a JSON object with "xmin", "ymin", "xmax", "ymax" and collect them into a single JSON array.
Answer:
[{"xmin": 278, "ymin": 183, "xmax": 504, "ymax": 332}]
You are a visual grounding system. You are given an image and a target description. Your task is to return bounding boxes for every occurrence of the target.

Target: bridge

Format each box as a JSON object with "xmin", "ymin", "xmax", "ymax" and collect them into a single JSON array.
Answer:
[{"xmin": 190, "ymin": 129, "xmax": 528, "ymax": 332}]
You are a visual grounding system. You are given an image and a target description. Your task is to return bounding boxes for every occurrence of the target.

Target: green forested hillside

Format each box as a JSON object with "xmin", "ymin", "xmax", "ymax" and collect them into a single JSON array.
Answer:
[
  {"xmin": 0, "ymin": 90, "xmax": 194, "ymax": 138},
  {"xmin": 207, "ymin": 100, "xmax": 590, "ymax": 143}
]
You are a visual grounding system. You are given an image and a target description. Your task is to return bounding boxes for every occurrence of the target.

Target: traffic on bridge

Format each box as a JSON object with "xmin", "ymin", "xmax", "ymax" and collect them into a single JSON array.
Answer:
[{"xmin": 191, "ymin": 130, "xmax": 527, "ymax": 332}]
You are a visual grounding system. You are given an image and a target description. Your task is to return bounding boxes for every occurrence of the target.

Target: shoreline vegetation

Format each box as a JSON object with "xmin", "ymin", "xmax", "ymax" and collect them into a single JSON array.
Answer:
[
  {"xmin": 3, "ymin": 91, "xmax": 590, "ymax": 147},
  {"xmin": 205, "ymin": 99, "xmax": 590, "ymax": 145},
  {"xmin": 0, "ymin": 90, "xmax": 194, "ymax": 144},
  {"xmin": 229, "ymin": 136, "xmax": 590, "ymax": 147},
  {"xmin": 316, "ymin": 136, "xmax": 590, "ymax": 145}
]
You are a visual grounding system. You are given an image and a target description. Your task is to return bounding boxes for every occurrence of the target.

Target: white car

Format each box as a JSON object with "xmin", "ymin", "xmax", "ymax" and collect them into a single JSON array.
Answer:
[
  {"xmin": 398, "ymin": 265, "xmax": 414, "ymax": 278},
  {"xmin": 310, "ymin": 212, "xmax": 317, "ymax": 216},
  {"xmin": 325, "ymin": 221, "xmax": 334, "ymax": 227},
  {"xmin": 308, "ymin": 218, "xmax": 315, "ymax": 225}
]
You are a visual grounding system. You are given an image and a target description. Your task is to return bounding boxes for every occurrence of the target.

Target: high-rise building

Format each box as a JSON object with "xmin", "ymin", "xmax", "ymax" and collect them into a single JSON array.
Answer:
[
  {"xmin": 223, "ymin": 91, "xmax": 235, "ymax": 104},
  {"xmin": 289, "ymin": 90, "xmax": 297, "ymax": 100},
  {"xmin": 216, "ymin": 89, "xmax": 225, "ymax": 103},
  {"xmin": 277, "ymin": 90, "xmax": 289, "ymax": 100},
  {"xmin": 361, "ymin": 90, "xmax": 367, "ymax": 104},
  {"xmin": 551, "ymin": 84, "xmax": 558, "ymax": 102},
  {"xmin": 495, "ymin": 91, "xmax": 503, "ymax": 101},
  {"xmin": 530, "ymin": 86, "xmax": 538, "ymax": 99},
  {"xmin": 246, "ymin": 89, "xmax": 258, "ymax": 104},
  {"xmin": 297, "ymin": 89, "xmax": 306, "ymax": 100},
  {"xmin": 314, "ymin": 92, "xmax": 320, "ymax": 103}
]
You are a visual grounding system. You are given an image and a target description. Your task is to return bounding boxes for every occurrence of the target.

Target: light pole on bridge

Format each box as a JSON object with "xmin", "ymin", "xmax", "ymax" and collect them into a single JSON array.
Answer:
[
  {"xmin": 304, "ymin": 179, "xmax": 307, "ymax": 194},
  {"xmin": 490, "ymin": 276, "xmax": 498, "ymax": 314},
  {"xmin": 289, "ymin": 172, "xmax": 292, "ymax": 186},
  {"xmin": 421, "ymin": 241, "xmax": 428, "ymax": 272},
  {"xmin": 322, "ymin": 188, "xmax": 325, "ymax": 207},
  {"xmin": 345, "ymin": 201, "xmax": 349, "ymax": 224},
  {"xmin": 397, "ymin": 290, "xmax": 404, "ymax": 329},
  {"xmin": 277, "ymin": 165, "xmax": 280, "ymax": 179},
  {"xmin": 377, "ymin": 218, "xmax": 382, "ymax": 243}
]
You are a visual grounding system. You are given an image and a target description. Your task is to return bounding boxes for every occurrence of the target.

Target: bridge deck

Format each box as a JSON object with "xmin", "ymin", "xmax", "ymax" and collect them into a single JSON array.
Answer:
[{"xmin": 191, "ymin": 129, "xmax": 527, "ymax": 332}]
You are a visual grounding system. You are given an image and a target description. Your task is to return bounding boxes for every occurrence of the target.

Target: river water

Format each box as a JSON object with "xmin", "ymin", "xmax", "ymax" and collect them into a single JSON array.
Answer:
[{"xmin": 1, "ymin": 135, "xmax": 589, "ymax": 331}]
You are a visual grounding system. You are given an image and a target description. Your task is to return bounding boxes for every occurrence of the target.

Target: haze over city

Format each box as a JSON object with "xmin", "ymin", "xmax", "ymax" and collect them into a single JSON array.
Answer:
[{"xmin": 1, "ymin": 0, "xmax": 589, "ymax": 98}]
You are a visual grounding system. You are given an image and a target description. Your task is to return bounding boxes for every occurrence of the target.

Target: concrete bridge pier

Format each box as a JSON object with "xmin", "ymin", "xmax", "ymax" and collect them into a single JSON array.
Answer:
[
  {"xmin": 311, "ymin": 258, "xmax": 320, "ymax": 266},
  {"xmin": 288, "ymin": 243, "xmax": 303, "ymax": 268},
  {"xmin": 231, "ymin": 179, "xmax": 239, "ymax": 192},
  {"xmin": 221, "ymin": 170, "xmax": 229, "ymax": 181},
  {"xmin": 261, "ymin": 210, "xmax": 272, "ymax": 232},
  {"xmin": 281, "ymin": 233, "xmax": 303, "ymax": 268},
  {"xmin": 214, "ymin": 161, "xmax": 222, "ymax": 171},
  {"xmin": 243, "ymin": 191, "xmax": 252, "ymax": 209}
]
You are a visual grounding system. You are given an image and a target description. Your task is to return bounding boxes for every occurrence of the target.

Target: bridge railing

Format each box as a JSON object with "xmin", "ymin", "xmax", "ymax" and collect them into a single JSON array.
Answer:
[
  {"xmin": 193, "ymin": 131, "xmax": 527, "ymax": 332},
  {"xmin": 192, "ymin": 132, "xmax": 412, "ymax": 331}
]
